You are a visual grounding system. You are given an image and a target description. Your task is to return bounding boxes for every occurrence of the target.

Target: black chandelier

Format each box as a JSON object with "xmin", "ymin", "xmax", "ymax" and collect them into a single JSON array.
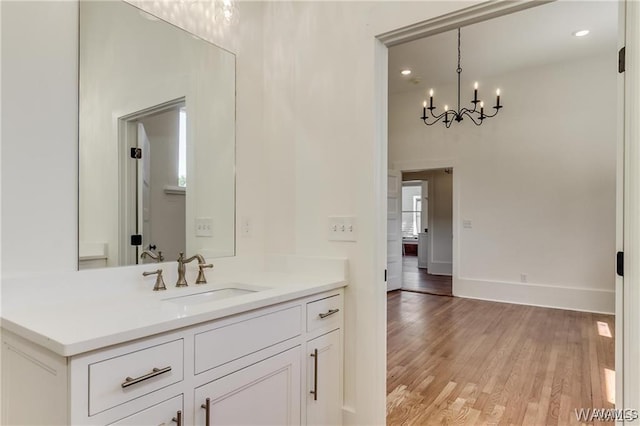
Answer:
[{"xmin": 420, "ymin": 28, "xmax": 502, "ymax": 128}]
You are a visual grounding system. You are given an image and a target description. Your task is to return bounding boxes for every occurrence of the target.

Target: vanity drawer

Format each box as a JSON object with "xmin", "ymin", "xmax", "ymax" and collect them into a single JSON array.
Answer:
[
  {"xmin": 89, "ymin": 339, "xmax": 183, "ymax": 416},
  {"xmin": 194, "ymin": 306, "xmax": 301, "ymax": 374},
  {"xmin": 307, "ymin": 294, "xmax": 342, "ymax": 333},
  {"xmin": 109, "ymin": 394, "xmax": 183, "ymax": 425}
]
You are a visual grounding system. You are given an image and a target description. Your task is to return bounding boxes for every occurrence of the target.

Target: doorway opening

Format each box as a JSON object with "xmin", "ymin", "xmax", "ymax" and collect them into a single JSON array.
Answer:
[
  {"xmin": 118, "ymin": 97, "xmax": 187, "ymax": 265},
  {"xmin": 400, "ymin": 169, "xmax": 453, "ymax": 296},
  {"xmin": 382, "ymin": 0, "xmax": 620, "ymax": 423}
]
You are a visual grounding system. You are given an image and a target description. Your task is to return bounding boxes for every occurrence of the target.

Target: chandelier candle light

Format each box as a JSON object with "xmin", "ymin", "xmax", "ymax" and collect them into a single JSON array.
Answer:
[{"xmin": 420, "ymin": 28, "xmax": 502, "ymax": 128}]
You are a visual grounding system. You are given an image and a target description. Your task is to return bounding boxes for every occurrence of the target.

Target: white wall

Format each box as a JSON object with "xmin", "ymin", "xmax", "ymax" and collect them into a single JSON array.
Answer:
[
  {"xmin": 1, "ymin": 1, "xmax": 78, "ymax": 274},
  {"xmin": 390, "ymin": 52, "xmax": 617, "ymax": 313},
  {"xmin": 259, "ymin": 2, "xmax": 481, "ymax": 423}
]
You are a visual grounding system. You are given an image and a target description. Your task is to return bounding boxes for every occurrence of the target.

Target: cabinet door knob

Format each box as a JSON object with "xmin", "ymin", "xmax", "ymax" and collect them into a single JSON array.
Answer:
[
  {"xmin": 310, "ymin": 348, "xmax": 318, "ymax": 401},
  {"xmin": 172, "ymin": 410, "xmax": 182, "ymax": 426},
  {"xmin": 201, "ymin": 397, "xmax": 211, "ymax": 426}
]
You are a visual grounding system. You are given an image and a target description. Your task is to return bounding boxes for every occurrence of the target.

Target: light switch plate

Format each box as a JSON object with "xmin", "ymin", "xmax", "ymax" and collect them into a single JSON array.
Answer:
[
  {"xmin": 328, "ymin": 216, "xmax": 357, "ymax": 241},
  {"xmin": 195, "ymin": 217, "xmax": 213, "ymax": 237}
]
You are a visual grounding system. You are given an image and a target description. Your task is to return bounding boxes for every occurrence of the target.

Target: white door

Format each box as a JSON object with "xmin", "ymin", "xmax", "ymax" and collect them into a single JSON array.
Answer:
[
  {"xmin": 194, "ymin": 347, "xmax": 301, "ymax": 425},
  {"xmin": 621, "ymin": 0, "xmax": 639, "ymax": 412},
  {"xmin": 387, "ymin": 170, "xmax": 402, "ymax": 291},
  {"xmin": 137, "ymin": 123, "xmax": 152, "ymax": 262},
  {"xmin": 306, "ymin": 330, "xmax": 342, "ymax": 426}
]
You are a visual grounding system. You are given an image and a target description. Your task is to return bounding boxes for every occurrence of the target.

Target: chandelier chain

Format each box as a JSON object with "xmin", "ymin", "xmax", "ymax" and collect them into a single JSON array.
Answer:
[{"xmin": 456, "ymin": 28, "xmax": 462, "ymax": 74}]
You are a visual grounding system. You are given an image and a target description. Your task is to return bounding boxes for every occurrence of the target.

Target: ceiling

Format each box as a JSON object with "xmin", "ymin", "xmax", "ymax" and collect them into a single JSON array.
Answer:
[{"xmin": 388, "ymin": 1, "xmax": 619, "ymax": 95}]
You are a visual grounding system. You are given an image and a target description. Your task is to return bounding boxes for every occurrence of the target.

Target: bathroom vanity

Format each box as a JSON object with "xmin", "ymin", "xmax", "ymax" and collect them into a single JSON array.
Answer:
[{"xmin": 1, "ymin": 258, "xmax": 347, "ymax": 425}]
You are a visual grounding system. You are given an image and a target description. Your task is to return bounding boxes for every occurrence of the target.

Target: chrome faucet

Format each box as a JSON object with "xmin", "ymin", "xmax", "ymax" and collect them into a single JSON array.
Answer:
[
  {"xmin": 142, "ymin": 269, "xmax": 167, "ymax": 291},
  {"xmin": 141, "ymin": 249, "xmax": 164, "ymax": 263},
  {"xmin": 176, "ymin": 252, "xmax": 213, "ymax": 287}
]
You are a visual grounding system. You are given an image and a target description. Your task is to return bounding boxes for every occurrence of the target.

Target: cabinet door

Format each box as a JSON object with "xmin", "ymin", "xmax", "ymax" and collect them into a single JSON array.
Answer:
[
  {"xmin": 109, "ymin": 394, "xmax": 182, "ymax": 425},
  {"xmin": 306, "ymin": 330, "xmax": 342, "ymax": 426},
  {"xmin": 195, "ymin": 346, "xmax": 301, "ymax": 425}
]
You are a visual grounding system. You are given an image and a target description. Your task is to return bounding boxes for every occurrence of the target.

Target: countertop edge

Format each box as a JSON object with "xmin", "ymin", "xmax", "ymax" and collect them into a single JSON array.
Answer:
[{"xmin": 1, "ymin": 280, "xmax": 347, "ymax": 357}]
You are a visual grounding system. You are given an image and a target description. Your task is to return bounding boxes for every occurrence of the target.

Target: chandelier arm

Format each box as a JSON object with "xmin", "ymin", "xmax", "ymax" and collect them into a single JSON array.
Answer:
[
  {"xmin": 428, "ymin": 107, "xmax": 453, "ymax": 120},
  {"xmin": 422, "ymin": 110, "xmax": 450, "ymax": 125},
  {"xmin": 461, "ymin": 110, "xmax": 484, "ymax": 126},
  {"xmin": 421, "ymin": 117, "xmax": 442, "ymax": 126},
  {"xmin": 428, "ymin": 108, "xmax": 440, "ymax": 119},
  {"xmin": 481, "ymin": 108, "xmax": 502, "ymax": 118},
  {"xmin": 458, "ymin": 107, "xmax": 477, "ymax": 116}
]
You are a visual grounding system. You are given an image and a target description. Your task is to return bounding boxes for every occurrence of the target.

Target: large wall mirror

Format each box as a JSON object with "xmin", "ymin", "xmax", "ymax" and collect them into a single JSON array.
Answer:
[{"xmin": 78, "ymin": 1, "xmax": 236, "ymax": 269}]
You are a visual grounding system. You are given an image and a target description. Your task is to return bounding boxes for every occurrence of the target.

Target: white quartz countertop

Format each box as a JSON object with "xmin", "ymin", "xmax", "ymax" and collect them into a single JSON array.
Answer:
[{"xmin": 1, "ymin": 256, "xmax": 347, "ymax": 357}]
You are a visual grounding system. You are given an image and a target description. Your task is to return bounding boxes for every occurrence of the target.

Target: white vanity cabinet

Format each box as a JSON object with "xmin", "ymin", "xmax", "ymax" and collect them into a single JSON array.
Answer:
[
  {"xmin": 110, "ymin": 395, "xmax": 184, "ymax": 426},
  {"xmin": 306, "ymin": 330, "xmax": 342, "ymax": 426},
  {"xmin": 304, "ymin": 295, "xmax": 343, "ymax": 426},
  {"xmin": 194, "ymin": 347, "xmax": 301, "ymax": 425},
  {"xmin": 1, "ymin": 288, "xmax": 344, "ymax": 426}
]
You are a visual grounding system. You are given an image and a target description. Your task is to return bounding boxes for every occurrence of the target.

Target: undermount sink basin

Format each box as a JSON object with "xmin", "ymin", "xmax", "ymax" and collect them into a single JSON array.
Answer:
[{"xmin": 163, "ymin": 284, "xmax": 268, "ymax": 307}]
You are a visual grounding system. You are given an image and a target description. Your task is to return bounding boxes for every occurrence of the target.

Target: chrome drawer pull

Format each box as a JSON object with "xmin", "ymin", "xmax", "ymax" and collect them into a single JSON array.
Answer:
[
  {"xmin": 318, "ymin": 308, "xmax": 339, "ymax": 319},
  {"xmin": 201, "ymin": 397, "xmax": 211, "ymax": 426},
  {"xmin": 172, "ymin": 410, "xmax": 182, "ymax": 426},
  {"xmin": 121, "ymin": 366, "xmax": 172, "ymax": 388},
  {"xmin": 310, "ymin": 349, "xmax": 318, "ymax": 401}
]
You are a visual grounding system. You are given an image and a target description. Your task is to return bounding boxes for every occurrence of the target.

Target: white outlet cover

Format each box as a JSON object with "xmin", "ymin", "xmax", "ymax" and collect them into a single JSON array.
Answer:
[{"xmin": 240, "ymin": 217, "xmax": 251, "ymax": 237}]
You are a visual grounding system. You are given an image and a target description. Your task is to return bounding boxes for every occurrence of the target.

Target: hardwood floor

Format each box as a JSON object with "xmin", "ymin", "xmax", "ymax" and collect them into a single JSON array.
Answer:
[
  {"xmin": 402, "ymin": 256, "xmax": 453, "ymax": 297},
  {"xmin": 387, "ymin": 292, "xmax": 615, "ymax": 425}
]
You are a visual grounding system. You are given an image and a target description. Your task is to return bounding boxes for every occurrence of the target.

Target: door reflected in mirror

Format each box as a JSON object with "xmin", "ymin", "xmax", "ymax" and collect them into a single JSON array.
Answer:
[
  {"xmin": 78, "ymin": 1, "xmax": 236, "ymax": 269},
  {"xmin": 125, "ymin": 100, "xmax": 187, "ymax": 266}
]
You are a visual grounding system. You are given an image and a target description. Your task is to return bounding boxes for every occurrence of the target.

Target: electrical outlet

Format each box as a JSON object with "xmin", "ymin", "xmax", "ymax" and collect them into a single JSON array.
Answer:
[
  {"xmin": 328, "ymin": 216, "xmax": 357, "ymax": 241},
  {"xmin": 520, "ymin": 273, "xmax": 528, "ymax": 283},
  {"xmin": 463, "ymin": 220, "xmax": 472, "ymax": 229},
  {"xmin": 195, "ymin": 217, "xmax": 213, "ymax": 237},
  {"xmin": 240, "ymin": 217, "xmax": 251, "ymax": 237}
]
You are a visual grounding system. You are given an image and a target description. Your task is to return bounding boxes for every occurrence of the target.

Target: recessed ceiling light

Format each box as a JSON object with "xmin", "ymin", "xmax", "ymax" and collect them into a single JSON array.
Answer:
[
  {"xmin": 572, "ymin": 30, "xmax": 590, "ymax": 37},
  {"xmin": 401, "ymin": 69, "xmax": 412, "ymax": 76}
]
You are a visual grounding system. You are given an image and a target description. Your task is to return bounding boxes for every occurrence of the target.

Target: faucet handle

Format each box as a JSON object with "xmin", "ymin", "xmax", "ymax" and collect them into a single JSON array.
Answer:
[
  {"xmin": 143, "ymin": 269, "xmax": 167, "ymax": 291},
  {"xmin": 195, "ymin": 263, "xmax": 214, "ymax": 284},
  {"xmin": 140, "ymin": 249, "xmax": 164, "ymax": 263}
]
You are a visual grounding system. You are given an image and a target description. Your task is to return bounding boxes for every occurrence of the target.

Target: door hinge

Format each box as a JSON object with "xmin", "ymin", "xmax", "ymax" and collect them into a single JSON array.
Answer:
[
  {"xmin": 619, "ymin": 46, "xmax": 626, "ymax": 73},
  {"xmin": 131, "ymin": 234, "xmax": 142, "ymax": 246},
  {"xmin": 384, "ymin": 269, "xmax": 387, "ymax": 282},
  {"xmin": 130, "ymin": 147, "xmax": 142, "ymax": 159},
  {"xmin": 616, "ymin": 251, "xmax": 624, "ymax": 277}
]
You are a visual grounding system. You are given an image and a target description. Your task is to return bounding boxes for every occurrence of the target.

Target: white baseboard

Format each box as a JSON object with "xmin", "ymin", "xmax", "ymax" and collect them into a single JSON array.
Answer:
[{"xmin": 454, "ymin": 277, "xmax": 615, "ymax": 314}]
